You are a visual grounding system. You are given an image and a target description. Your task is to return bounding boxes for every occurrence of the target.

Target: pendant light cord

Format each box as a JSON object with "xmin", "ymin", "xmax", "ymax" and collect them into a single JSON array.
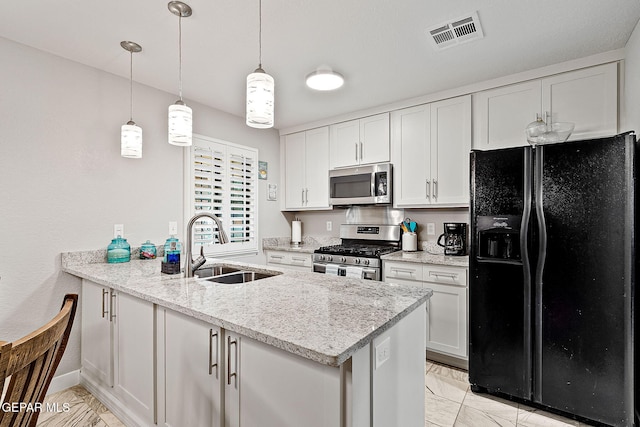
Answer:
[
  {"xmin": 129, "ymin": 50, "xmax": 134, "ymax": 122},
  {"xmin": 178, "ymin": 15, "xmax": 183, "ymax": 101},
  {"xmin": 258, "ymin": 0, "xmax": 262, "ymax": 68}
]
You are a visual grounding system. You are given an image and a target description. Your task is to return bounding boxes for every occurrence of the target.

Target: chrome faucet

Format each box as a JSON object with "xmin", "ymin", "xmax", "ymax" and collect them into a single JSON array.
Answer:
[{"xmin": 185, "ymin": 213, "xmax": 229, "ymax": 278}]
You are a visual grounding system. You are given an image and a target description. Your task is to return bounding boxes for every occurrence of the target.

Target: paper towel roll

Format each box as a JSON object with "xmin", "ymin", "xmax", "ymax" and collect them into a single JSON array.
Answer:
[{"xmin": 291, "ymin": 220, "xmax": 302, "ymax": 244}]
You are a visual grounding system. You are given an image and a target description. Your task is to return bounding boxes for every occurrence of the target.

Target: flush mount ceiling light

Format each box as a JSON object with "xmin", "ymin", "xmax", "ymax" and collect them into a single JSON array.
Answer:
[
  {"xmin": 120, "ymin": 41, "xmax": 142, "ymax": 159},
  {"xmin": 168, "ymin": 1, "xmax": 193, "ymax": 146},
  {"xmin": 305, "ymin": 69, "xmax": 344, "ymax": 91},
  {"xmin": 246, "ymin": 0, "xmax": 275, "ymax": 129}
]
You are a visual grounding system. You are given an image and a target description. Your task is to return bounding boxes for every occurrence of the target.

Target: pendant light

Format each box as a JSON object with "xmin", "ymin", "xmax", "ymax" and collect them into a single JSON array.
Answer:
[
  {"xmin": 120, "ymin": 41, "xmax": 143, "ymax": 158},
  {"xmin": 246, "ymin": 0, "xmax": 274, "ymax": 129},
  {"xmin": 168, "ymin": 1, "xmax": 193, "ymax": 146}
]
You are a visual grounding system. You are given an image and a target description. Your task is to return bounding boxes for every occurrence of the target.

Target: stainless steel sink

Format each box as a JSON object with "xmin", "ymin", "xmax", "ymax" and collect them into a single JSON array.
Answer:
[
  {"xmin": 195, "ymin": 265, "xmax": 281, "ymax": 283},
  {"xmin": 194, "ymin": 265, "xmax": 242, "ymax": 278}
]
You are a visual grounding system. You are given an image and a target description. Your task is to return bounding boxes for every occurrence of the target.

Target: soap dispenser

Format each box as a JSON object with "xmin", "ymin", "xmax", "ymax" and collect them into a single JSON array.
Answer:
[{"xmin": 161, "ymin": 236, "xmax": 182, "ymax": 274}]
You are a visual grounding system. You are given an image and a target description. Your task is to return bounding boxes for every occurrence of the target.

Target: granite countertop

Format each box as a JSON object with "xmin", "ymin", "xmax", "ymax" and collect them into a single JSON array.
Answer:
[
  {"xmin": 381, "ymin": 251, "xmax": 469, "ymax": 267},
  {"xmin": 61, "ymin": 251, "xmax": 431, "ymax": 367},
  {"xmin": 262, "ymin": 236, "xmax": 340, "ymax": 253},
  {"xmin": 381, "ymin": 241, "xmax": 469, "ymax": 268}
]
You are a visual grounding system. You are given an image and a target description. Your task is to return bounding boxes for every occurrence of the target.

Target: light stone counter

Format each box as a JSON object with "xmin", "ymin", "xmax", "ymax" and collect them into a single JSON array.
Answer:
[
  {"xmin": 261, "ymin": 236, "xmax": 340, "ymax": 253},
  {"xmin": 61, "ymin": 252, "xmax": 431, "ymax": 367},
  {"xmin": 381, "ymin": 241, "xmax": 469, "ymax": 267}
]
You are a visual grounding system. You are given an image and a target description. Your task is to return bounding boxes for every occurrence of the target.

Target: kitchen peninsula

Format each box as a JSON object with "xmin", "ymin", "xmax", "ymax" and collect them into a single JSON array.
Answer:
[{"xmin": 62, "ymin": 251, "xmax": 431, "ymax": 427}]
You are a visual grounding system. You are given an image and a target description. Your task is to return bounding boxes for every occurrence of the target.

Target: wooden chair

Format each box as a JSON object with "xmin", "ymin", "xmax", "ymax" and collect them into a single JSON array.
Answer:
[{"xmin": 0, "ymin": 294, "xmax": 78, "ymax": 427}]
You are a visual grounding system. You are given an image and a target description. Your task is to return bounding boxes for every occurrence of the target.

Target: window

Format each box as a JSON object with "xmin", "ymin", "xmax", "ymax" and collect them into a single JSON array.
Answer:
[{"xmin": 185, "ymin": 134, "xmax": 258, "ymax": 256}]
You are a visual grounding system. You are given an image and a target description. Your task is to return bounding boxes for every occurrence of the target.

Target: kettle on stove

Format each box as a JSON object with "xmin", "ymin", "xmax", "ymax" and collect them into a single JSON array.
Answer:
[{"xmin": 437, "ymin": 223, "xmax": 467, "ymax": 256}]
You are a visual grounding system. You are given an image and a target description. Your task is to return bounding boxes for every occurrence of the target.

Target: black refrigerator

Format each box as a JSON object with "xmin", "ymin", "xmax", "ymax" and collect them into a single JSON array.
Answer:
[{"xmin": 469, "ymin": 132, "xmax": 637, "ymax": 427}]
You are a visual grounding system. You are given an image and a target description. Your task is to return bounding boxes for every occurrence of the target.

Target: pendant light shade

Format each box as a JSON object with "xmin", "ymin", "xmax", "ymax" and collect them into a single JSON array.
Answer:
[
  {"xmin": 246, "ymin": 68, "xmax": 274, "ymax": 128},
  {"xmin": 246, "ymin": 0, "xmax": 274, "ymax": 129},
  {"xmin": 168, "ymin": 1, "xmax": 193, "ymax": 146},
  {"xmin": 168, "ymin": 101, "xmax": 193, "ymax": 146},
  {"xmin": 120, "ymin": 41, "xmax": 142, "ymax": 159},
  {"xmin": 121, "ymin": 121, "xmax": 143, "ymax": 158}
]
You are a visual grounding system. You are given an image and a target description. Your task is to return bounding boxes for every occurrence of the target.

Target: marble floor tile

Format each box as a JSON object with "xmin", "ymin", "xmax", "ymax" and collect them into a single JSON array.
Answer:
[
  {"xmin": 426, "ymin": 368, "xmax": 470, "ymax": 403},
  {"xmin": 425, "ymin": 392, "xmax": 461, "ymax": 427},
  {"xmin": 455, "ymin": 404, "xmax": 517, "ymax": 427},
  {"xmin": 461, "ymin": 390, "xmax": 519, "ymax": 424},
  {"xmin": 517, "ymin": 406, "xmax": 581, "ymax": 427}
]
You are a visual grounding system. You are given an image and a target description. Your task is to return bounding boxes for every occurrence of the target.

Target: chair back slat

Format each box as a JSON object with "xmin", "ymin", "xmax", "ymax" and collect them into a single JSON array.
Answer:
[{"xmin": 0, "ymin": 295, "xmax": 77, "ymax": 427}]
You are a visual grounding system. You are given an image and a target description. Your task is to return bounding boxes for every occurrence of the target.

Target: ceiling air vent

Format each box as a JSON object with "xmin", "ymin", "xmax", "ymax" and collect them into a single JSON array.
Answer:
[{"xmin": 427, "ymin": 12, "xmax": 484, "ymax": 51}]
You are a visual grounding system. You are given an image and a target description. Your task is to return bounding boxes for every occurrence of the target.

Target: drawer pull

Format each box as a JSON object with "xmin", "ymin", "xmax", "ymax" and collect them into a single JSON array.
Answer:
[
  {"xmin": 270, "ymin": 255, "xmax": 284, "ymax": 260},
  {"xmin": 391, "ymin": 268, "xmax": 416, "ymax": 276}
]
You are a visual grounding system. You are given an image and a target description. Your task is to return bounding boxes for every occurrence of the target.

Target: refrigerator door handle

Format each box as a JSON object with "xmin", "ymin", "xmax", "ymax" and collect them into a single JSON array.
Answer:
[
  {"xmin": 533, "ymin": 145, "xmax": 547, "ymax": 403},
  {"xmin": 521, "ymin": 147, "xmax": 533, "ymax": 400}
]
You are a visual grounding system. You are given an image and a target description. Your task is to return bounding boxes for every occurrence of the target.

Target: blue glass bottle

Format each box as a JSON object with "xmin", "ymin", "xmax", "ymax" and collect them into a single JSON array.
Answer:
[{"xmin": 107, "ymin": 236, "xmax": 131, "ymax": 263}]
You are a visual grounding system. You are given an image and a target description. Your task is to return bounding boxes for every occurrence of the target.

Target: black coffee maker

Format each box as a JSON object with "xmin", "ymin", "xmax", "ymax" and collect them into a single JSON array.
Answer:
[{"xmin": 437, "ymin": 223, "xmax": 467, "ymax": 256}]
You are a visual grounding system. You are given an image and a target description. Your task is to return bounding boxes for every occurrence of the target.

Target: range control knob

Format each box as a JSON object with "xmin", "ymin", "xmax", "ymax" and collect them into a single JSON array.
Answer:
[
  {"xmin": 363, "ymin": 259, "xmax": 370, "ymax": 266},
  {"xmin": 317, "ymin": 255, "xmax": 324, "ymax": 261},
  {"xmin": 340, "ymin": 257, "xmax": 347, "ymax": 263},
  {"xmin": 327, "ymin": 255, "xmax": 333, "ymax": 262},
  {"xmin": 354, "ymin": 258, "xmax": 361, "ymax": 264}
]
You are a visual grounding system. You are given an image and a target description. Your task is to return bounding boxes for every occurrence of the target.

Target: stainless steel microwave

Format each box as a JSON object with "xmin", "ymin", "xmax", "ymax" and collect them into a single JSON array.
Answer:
[{"xmin": 329, "ymin": 163, "xmax": 392, "ymax": 206}]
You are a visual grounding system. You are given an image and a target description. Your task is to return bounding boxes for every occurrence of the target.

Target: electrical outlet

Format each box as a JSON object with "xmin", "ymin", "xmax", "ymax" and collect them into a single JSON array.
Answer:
[
  {"xmin": 169, "ymin": 221, "xmax": 178, "ymax": 235},
  {"xmin": 326, "ymin": 221, "xmax": 332, "ymax": 231},
  {"xmin": 375, "ymin": 336, "xmax": 391, "ymax": 369},
  {"xmin": 114, "ymin": 224, "xmax": 124, "ymax": 238},
  {"xmin": 427, "ymin": 223, "xmax": 436, "ymax": 236}
]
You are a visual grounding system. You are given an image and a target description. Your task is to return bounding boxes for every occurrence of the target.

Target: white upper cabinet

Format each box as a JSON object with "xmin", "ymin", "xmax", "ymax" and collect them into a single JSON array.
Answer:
[
  {"xmin": 329, "ymin": 113, "xmax": 390, "ymax": 168},
  {"xmin": 430, "ymin": 96, "xmax": 472, "ymax": 206},
  {"xmin": 472, "ymin": 80, "xmax": 541, "ymax": 150},
  {"xmin": 542, "ymin": 62, "xmax": 618, "ymax": 141},
  {"xmin": 282, "ymin": 127, "xmax": 330, "ymax": 210},
  {"xmin": 473, "ymin": 63, "xmax": 618, "ymax": 150},
  {"xmin": 391, "ymin": 95, "xmax": 471, "ymax": 208}
]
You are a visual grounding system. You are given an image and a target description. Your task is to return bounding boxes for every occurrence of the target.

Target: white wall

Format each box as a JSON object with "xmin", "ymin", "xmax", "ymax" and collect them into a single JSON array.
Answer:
[
  {"xmin": 0, "ymin": 37, "xmax": 290, "ymax": 376},
  {"xmin": 623, "ymin": 18, "xmax": 640, "ymax": 134}
]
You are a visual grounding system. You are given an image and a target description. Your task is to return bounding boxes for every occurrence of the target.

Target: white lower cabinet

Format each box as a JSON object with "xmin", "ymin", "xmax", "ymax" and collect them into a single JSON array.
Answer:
[
  {"xmin": 265, "ymin": 249, "xmax": 312, "ymax": 271},
  {"xmin": 225, "ymin": 332, "xmax": 342, "ymax": 427},
  {"xmin": 83, "ymin": 283, "xmax": 426, "ymax": 427},
  {"xmin": 80, "ymin": 279, "xmax": 155, "ymax": 427},
  {"xmin": 159, "ymin": 309, "xmax": 223, "ymax": 427},
  {"xmin": 383, "ymin": 261, "xmax": 468, "ymax": 362}
]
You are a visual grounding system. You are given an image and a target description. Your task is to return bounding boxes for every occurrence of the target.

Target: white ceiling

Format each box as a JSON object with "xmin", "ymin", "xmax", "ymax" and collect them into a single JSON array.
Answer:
[{"xmin": 1, "ymin": 0, "xmax": 639, "ymax": 130}]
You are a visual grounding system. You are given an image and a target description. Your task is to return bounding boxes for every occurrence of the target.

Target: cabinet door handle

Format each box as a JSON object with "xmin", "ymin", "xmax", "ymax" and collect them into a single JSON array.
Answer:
[
  {"xmin": 209, "ymin": 329, "xmax": 219, "ymax": 377},
  {"xmin": 355, "ymin": 143, "xmax": 358, "ymax": 161},
  {"xmin": 227, "ymin": 335, "xmax": 238, "ymax": 386},
  {"xmin": 101, "ymin": 289, "xmax": 109, "ymax": 318},
  {"xmin": 391, "ymin": 267, "xmax": 417, "ymax": 276},
  {"xmin": 359, "ymin": 142, "xmax": 363, "ymax": 160},
  {"xmin": 109, "ymin": 291, "xmax": 116, "ymax": 322},
  {"xmin": 433, "ymin": 179, "xmax": 438, "ymax": 200},
  {"xmin": 301, "ymin": 189, "xmax": 305, "ymax": 205},
  {"xmin": 305, "ymin": 188, "xmax": 309, "ymax": 204},
  {"xmin": 426, "ymin": 180, "xmax": 431, "ymax": 200}
]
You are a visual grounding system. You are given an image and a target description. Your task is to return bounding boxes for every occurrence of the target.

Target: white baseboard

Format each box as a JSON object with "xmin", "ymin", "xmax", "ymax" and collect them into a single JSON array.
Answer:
[{"xmin": 46, "ymin": 369, "xmax": 80, "ymax": 395}]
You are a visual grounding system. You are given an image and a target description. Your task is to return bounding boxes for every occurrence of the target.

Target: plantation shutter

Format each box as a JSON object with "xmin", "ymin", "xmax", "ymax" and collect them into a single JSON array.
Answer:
[{"xmin": 188, "ymin": 135, "xmax": 259, "ymax": 256}]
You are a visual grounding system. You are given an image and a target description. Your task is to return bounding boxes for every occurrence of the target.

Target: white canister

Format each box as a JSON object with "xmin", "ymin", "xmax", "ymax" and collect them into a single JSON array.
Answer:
[{"xmin": 402, "ymin": 232, "xmax": 417, "ymax": 251}]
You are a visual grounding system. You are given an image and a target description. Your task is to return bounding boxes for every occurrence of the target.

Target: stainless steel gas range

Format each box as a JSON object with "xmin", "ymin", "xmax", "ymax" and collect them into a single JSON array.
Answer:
[{"xmin": 312, "ymin": 224, "xmax": 401, "ymax": 281}]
